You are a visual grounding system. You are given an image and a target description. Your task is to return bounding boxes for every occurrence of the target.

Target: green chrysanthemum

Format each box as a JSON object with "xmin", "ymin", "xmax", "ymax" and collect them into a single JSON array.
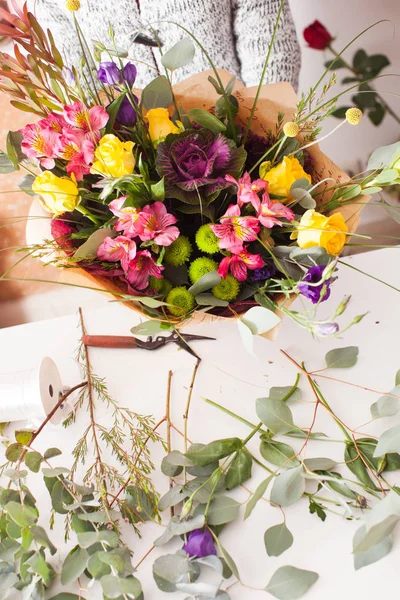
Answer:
[
  {"xmin": 166, "ymin": 286, "xmax": 195, "ymax": 317},
  {"xmin": 149, "ymin": 276, "xmax": 173, "ymax": 297},
  {"xmin": 164, "ymin": 236, "xmax": 193, "ymax": 266},
  {"xmin": 195, "ymin": 224, "xmax": 219, "ymax": 254},
  {"xmin": 188, "ymin": 257, "xmax": 218, "ymax": 284},
  {"xmin": 212, "ymin": 275, "xmax": 240, "ymax": 301}
]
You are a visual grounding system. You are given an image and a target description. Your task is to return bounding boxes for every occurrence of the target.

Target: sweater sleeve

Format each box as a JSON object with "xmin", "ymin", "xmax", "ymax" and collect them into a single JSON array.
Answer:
[{"xmin": 232, "ymin": 0, "xmax": 301, "ymax": 91}]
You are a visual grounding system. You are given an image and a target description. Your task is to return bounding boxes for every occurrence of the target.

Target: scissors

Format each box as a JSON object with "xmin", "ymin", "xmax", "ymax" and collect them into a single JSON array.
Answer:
[{"xmin": 81, "ymin": 331, "xmax": 215, "ymax": 361}]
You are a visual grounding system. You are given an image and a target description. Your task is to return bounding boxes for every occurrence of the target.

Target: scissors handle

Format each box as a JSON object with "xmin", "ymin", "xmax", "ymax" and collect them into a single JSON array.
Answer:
[{"xmin": 82, "ymin": 335, "xmax": 139, "ymax": 349}]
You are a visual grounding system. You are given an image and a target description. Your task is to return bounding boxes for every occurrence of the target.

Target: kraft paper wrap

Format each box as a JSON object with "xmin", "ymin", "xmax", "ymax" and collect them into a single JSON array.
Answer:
[{"xmin": 26, "ymin": 70, "xmax": 369, "ymax": 337}]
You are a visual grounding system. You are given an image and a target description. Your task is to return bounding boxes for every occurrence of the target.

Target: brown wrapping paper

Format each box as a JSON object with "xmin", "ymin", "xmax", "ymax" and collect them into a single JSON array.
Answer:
[{"xmin": 30, "ymin": 70, "xmax": 368, "ymax": 334}]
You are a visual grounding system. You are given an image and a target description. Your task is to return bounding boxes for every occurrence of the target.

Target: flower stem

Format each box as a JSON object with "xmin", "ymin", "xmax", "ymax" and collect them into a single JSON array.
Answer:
[{"xmin": 75, "ymin": 204, "xmax": 101, "ymax": 225}]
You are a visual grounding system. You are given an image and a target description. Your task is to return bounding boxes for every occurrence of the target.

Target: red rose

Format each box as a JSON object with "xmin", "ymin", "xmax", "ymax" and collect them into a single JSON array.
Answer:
[
  {"xmin": 51, "ymin": 213, "xmax": 77, "ymax": 255},
  {"xmin": 303, "ymin": 20, "xmax": 333, "ymax": 50}
]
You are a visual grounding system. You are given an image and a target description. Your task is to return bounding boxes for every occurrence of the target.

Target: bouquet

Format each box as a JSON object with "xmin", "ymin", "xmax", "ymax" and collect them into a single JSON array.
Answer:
[{"xmin": 1, "ymin": 1, "xmax": 400, "ymax": 339}]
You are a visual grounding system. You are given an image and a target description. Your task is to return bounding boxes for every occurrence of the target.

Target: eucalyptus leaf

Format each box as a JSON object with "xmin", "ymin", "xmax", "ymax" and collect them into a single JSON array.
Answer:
[
  {"xmin": 77, "ymin": 530, "xmax": 119, "ymax": 549},
  {"xmin": 188, "ymin": 108, "xmax": 226, "ymax": 132},
  {"xmin": 353, "ymin": 515, "xmax": 400, "ymax": 554},
  {"xmin": 98, "ymin": 548, "xmax": 134, "ymax": 577},
  {"xmin": 264, "ymin": 522, "xmax": 294, "ymax": 557},
  {"xmin": 153, "ymin": 554, "xmax": 194, "ymax": 593},
  {"xmin": 244, "ymin": 476, "xmax": 273, "ymax": 519},
  {"xmin": 43, "ymin": 448, "xmax": 62, "ymax": 460},
  {"xmin": 374, "ymin": 169, "xmax": 398, "ymax": 184},
  {"xmin": 367, "ymin": 141, "xmax": 400, "ymax": 170},
  {"xmin": 194, "ymin": 555, "xmax": 224, "ymax": 575},
  {"xmin": 142, "ymin": 76, "xmax": 173, "ymax": 110},
  {"xmin": 25, "ymin": 451, "xmax": 42, "ymax": 473},
  {"xmin": 214, "ymin": 539, "xmax": 240, "ymax": 580},
  {"xmin": 5, "ymin": 501, "xmax": 38, "ymax": 527},
  {"xmin": 73, "ymin": 228, "xmax": 114, "ymax": 260},
  {"xmin": 225, "ymin": 450, "xmax": 252, "ymax": 490},
  {"xmin": 87, "ymin": 552, "xmax": 112, "ymax": 579},
  {"xmin": 269, "ymin": 386, "xmax": 302, "ymax": 403},
  {"xmin": 374, "ymin": 425, "xmax": 400, "ymax": 457},
  {"xmin": 353, "ymin": 525, "xmax": 393, "ymax": 570},
  {"xmin": 303, "ymin": 457, "xmax": 337, "ymax": 472},
  {"xmin": 61, "ymin": 546, "xmax": 89, "ymax": 585},
  {"xmin": 206, "ymin": 495, "xmax": 240, "ymax": 525},
  {"xmin": 325, "ymin": 346, "xmax": 359, "ymax": 369},
  {"xmin": 15, "ymin": 429, "xmax": 34, "ymax": 446},
  {"xmin": 237, "ymin": 319, "xmax": 256, "ymax": 355},
  {"xmin": 195, "ymin": 293, "xmax": 229, "ymax": 307},
  {"xmin": 48, "ymin": 595, "xmax": 86, "ymax": 600},
  {"xmin": 100, "ymin": 574, "xmax": 142, "ymax": 599},
  {"xmin": 186, "ymin": 438, "xmax": 242, "ymax": 467},
  {"xmin": 260, "ymin": 440, "xmax": 299, "ymax": 469},
  {"xmin": 131, "ymin": 320, "xmax": 172, "ymax": 336},
  {"xmin": 344, "ymin": 442, "xmax": 379, "ymax": 490},
  {"xmin": 5, "ymin": 443, "xmax": 23, "ymax": 462},
  {"xmin": 161, "ymin": 38, "xmax": 195, "ymax": 71},
  {"xmin": 370, "ymin": 386, "xmax": 400, "ymax": 419},
  {"xmin": 158, "ymin": 485, "xmax": 185, "ymax": 511},
  {"xmin": 188, "ymin": 270, "xmax": 221, "ymax": 296},
  {"xmin": 0, "ymin": 150, "xmax": 18, "ymax": 174},
  {"xmin": 154, "ymin": 515, "xmax": 206, "ymax": 546},
  {"xmin": 270, "ymin": 466, "xmax": 305, "ymax": 507},
  {"xmin": 256, "ymin": 397, "xmax": 294, "ymax": 434},
  {"xmin": 265, "ymin": 566, "xmax": 319, "ymax": 600},
  {"xmin": 30, "ymin": 525, "xmax": 56, "ymax": 555}
]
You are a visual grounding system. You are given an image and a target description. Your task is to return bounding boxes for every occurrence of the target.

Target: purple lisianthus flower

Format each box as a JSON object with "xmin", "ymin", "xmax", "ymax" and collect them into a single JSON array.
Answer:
[
  {"xmin": 182, "ymin": 529, "xmax": 217, "ymax": 558},
  {"xmin": 98, "ymin": 61, "xmax": 122, "ymax": 86},
  {"xmin": 315, "ymin": 322, "xmax": 339, "ymax": 336},
  {"xmin": 298, "ymin": 264, "xmax": 331, "ymax": 304},
  {"xmin": 117, "ymin": 95, "xmax": 138, "ymax": 127},
  {"xmin": 156, "ymin": 129, "xmax": 246, "ymax": 205},
  {"xmin": 249, "ymin": 263, "xmax": 277, "ymax": 282},
  {"xmin": 123, "ymin": 62, "xmax": 137, "ymax": 87}
]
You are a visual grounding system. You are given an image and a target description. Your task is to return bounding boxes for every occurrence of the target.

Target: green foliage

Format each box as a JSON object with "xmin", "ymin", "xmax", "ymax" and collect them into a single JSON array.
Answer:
[
  {"xmin": 141, "ymin": 76, "xmax": 173, "ymax": 110},
  {"xmin": 161, "ymin": 38, "xmax": 195, "ymax": 71},
  {"xmin": 325, "ymin": 346, "xmax": 359, "ymax": 369},
  {"xmin": 164, "ymin": 236, "xmax": 193, "ymax": 266},
  {"xmin": 264, "ymin": 522, "xmax": 294, "ymax": 557},
  {"xmin": 265, "ymin": 566, "xmax": 319, "ymax": 600}
]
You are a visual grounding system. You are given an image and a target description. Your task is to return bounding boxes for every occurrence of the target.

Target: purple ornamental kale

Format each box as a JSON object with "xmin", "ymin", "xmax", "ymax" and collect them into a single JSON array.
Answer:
[
  {"xmin": 182, "ymin": 529, "xmax": 217, "ymax": 558},
  {"xmin": 298, "ymin": 264, "xmax": 331, "ymax": 304},
  {"xmin": 156, "ymin": 129, "xmax": 247, "ymax": 205}
]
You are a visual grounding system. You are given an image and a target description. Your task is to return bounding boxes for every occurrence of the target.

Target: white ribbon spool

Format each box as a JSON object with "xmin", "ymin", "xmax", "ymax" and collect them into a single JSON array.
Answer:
[{"xmin": 0, "ymin": 357, "xmax": 73, "ymax": 424}]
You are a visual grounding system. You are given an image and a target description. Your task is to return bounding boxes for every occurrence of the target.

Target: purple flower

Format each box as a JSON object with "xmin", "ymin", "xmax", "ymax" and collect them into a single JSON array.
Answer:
[
  {"xmin": 182, "ymin": 529, "xmax": 217, "ymax": 558},
  {"xmin": 97, "ymin": 61, "xmax": 122, "ymax": 86},
  {"xmin": 117, "ymin": 95, "xmax": 138, "ymax": 127},
  {"xmin": 298, "ymin": 264, "xmax": 331, "ymax": 304},
  {"xmin": 62, "ymin": 66, "xmax": 76, "ymax": 87},
  {"xmin": 315, "ymin": 322, "xmax": 339, "ymax": 336},
  {"xmin": 123, "ymin": 62, "xmax": 137, "ymax": 87},
  {"xmin": 156, "ymin": 129, "xmax": 246, "ymax": 205},
  {"xmin": 249, "ymin": 263, "xmax": 277, "ymax": 282}
]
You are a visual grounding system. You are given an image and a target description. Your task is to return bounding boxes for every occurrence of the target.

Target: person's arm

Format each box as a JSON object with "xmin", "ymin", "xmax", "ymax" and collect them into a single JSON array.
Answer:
[{"xmin": 232, "ymin": 0, "xmax": 301, "ymax": 91}]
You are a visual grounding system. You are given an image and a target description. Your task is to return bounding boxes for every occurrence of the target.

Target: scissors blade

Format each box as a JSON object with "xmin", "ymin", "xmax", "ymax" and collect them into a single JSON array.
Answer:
[{"xmin": 179, "ymin": 333, "xmax": 216, "ymax": 342}]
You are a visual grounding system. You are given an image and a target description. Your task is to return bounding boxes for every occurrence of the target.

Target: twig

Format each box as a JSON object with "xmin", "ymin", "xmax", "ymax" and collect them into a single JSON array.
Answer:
[
  {"xmin": 135, "ymin": 545, "xmax": 155, "ymax": 570},
  {"xmin": 165, "ymin": 370, "xmax": 174, "ymax": 517},
  {"xmin": 184, "ymin": 359, "xmax": 201, "ymax": 453}
]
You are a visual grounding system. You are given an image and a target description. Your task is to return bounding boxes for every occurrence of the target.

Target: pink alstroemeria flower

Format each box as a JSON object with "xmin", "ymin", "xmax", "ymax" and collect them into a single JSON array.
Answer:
[
  {"xmin": 226, "ymin": 172, "xmax": 268, "ymax": 211},
  {"xmin": 218, "ymin": 247, "xmax": 264, "ymax": 282},
  {"xmin": 126, "ymin": 250, "xmax": 164, "ymax": 290},
  {"xmin": 63, "ymin": 101, "xmax": 109, "ymax": 141},
  {"xmin": 137, "ymin": 201, "xmax": 180, "ymax": 246},
  {"xmin": 55, "ymin": 131, "xmax": 95, "ymax": 181},
  {"xmin": 109, "ymin": 197, "xmax": 141, "ymax": 238},
  {"xmin": 257, "ymin": 191, "xmax": 295, "ymax": 228},
  {"xmin": 210, "ymin": 204, "xmax": 260, "ymax": 254},
  {"xmin": 19, "ymin": 122, "xmax": 60, "ymax": 169},
  {"xmin": 97, "ymin": 235, "xmax": 137, "ymax": 272}
]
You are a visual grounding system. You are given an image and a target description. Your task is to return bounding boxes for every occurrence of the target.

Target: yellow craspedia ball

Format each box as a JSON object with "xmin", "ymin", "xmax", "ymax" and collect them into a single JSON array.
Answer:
[
  {"xmin": 66, "ymin": 0, "xmax": 80, "ymax": 10},
  {"xmin": 345, "ymin": 108, "xmax": 363, "ymax": 126},
  {"xmin": 283, "ymin": 121, "xmax": 299, "ymax": 138}
]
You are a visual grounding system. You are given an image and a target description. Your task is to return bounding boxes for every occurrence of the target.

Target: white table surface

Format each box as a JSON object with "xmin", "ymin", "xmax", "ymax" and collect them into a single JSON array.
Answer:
[{"xmin": 1, "ymin": 247, "xmax": 400, "ymax": 599}]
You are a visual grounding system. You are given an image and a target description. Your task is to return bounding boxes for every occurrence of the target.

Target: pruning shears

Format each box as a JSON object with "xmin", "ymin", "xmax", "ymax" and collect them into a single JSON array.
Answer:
[{"xmin": 81, "ymin": 331, "xmax": 215, "ymax": 361}]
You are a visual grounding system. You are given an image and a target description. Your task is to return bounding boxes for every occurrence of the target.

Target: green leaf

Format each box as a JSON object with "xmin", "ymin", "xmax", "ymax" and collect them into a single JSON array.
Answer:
[
  {"xmin": 105, "ymin": 93, "xmax": 126, "ymax": 134},
  {"xmin": 73, "ymin": 228, "xmax": 114, "ymax": 260},
  {"xmin": 269, "ymin": 386, "xmax": 302, "ymax": 403},
  {"xmin": 131, "ymin": 320, "xmax": 172, "ymax": 336},
  {"xmin": 0, "ymin": 150, "xmax": 17, "ymax": 173},
  {"xmin": 15, "ymin": 429, "xmax": 35, "ymax": 446},
  {"xmin": 309, "ymin": 498, "xmax": 327, "ymax": 522},
  {"xmin": 260, "ymin": 440, "xmax": 299, "ymax": 469},
  {"xmin": 61, "ymin": 546, "xmax": 89, "ymax": 585},
  {"xmin": 256, "ymin": 397, "xmax": 294, "ymax": 434},
  {"xmin": 158, "ymin": 485, "xmax": 185, "ymax": 511},
  {"xmin": 42, "ymin": 467, "xmax": 70, "ymax": 477},
  {"xmin": 98, "ymin": 548, "xmax": 134, "ymax": 577},
  {"xmin": 6, "ymin": 130, "xmax": 24, "ymax": 168},
  {"xmin": 5, "ymin": 501, "xmax": 38, "ymax": 527},
  {"xmin": 214, "ymin": 538, "xmax": 240, "ymax": 580},
  {"xmin": 241, "ymin": 306, "xmax": 281, "ymax": 335},
  {"xmin": 374, "ymin": 168, "xmax": 398, "ymax": 184},
  {"xmin": 195, "ymin": 293, "xmax": 229, "ymax": 307},
  {"xmin": 25, "ymin": 451, "xmax": 42, "ymax": 473},
  {"xmin": 353, "ymin": 515, "xmax": 399, "ymax": 554},
  {"xmin": 344, "ymin": 442, "xmax": 378, "ymax": 490},
  {"xmin": 77, "ymin": 530, "xmax": 119, "ymax": 549},
  {"xmin": 264, "ymin": 522, "xmax": 294, "ymax": 557},
  {"xmin": 44, "ymin": 448, "xmax": 62, "ymax": 460},
  {"xmin": 48, "ymin": 595, "xmax": 87, "ymax": 600},
  {"xmin": 142, "ymin": 76, "xmax": 173, "ymax": 110},
  {"xmin": 265, "ymin": 566, "xmax": 319, "ymax": 600},
  {"xmin": 225, "ymin": 450, "xmax": 252, "ymax": 490},
  {"xmin": 153, "ymin": 554, "xmax": 194, "ymax": 593},
  {"xmin": 188, "ymin": 108, "xmax": 226, "ymax": 132},
  {"xmin": 332, "ymin": 106, "xmax": 352, "ymax": 119},
  {"xmin": 353, "ymin": 525, "xmax": 393, "ymax": 570},
  {"xmin": 370, "ymin": 386, "xmax": 400, "ymax": 419},
  {"xmin": 161, "ymin": 450, "xmax": 193, "ymax": 477},
  {"xmin": 100, "ymin": 574, "xmax": 142, "ymax": 599},
  {"xmin": 270, "ymin": 466, "xmax": 305, "ymax": 507},
  {"xmin": 382, "ymin": 201, "xmax": 400, "ymax": 224},
  {"xmin": 154, "ymin": 515, "xmax": 206, "ymax": 546},
  {"xmin": 244, "ymin": 476, "xmax": 273, "ymax": 520},
  {"xmin": 150, "ymin": 177, "xmax": 165, "ymax": 201},
  {"xmin": 5, "ymin": 442, "xmax": 23, "ymax": 462},
  {"xmin": 338, "ymin": 184, "xmax": 362, "ymax": 201},
  {"xmin": 87, "ymin": 552, "xmax": 112, "ymax": 579},
  {"xmin": 368, "ymin": 54, "xmax": 390, "ymax": 76},
  {"xmin": 367, "ymin": 141, "xmax": 400, "ymax": 170},
  {"xmin": 186, "ymin": 437, "xmax": 242, "ymax": 467},
  {"xmin": 303, "ymin": 457, "xmax": 337, "ymax": 472},
  {"xmin": 324, "ymin": 58, "xmax": 347, "ymax": 70},
  {"xmin": 27, "ymin": 551, "xmax": 55, "ymax": 587},
  {"xmin": 395, "ymin": 369, "xmax": 400, "ymax": 387},
  {"xmin": 325, "ymin": 346, "xmax": 359, "ymax": 369},
  {"xmin": 374, "ymin": 425, "xmax": 400, "ymax": 457},
  {"xmin": 353, "ymin": 49, "xmax": 368, "ymax": 71},
  {"xmin": 188, "ymin": 270, "xmax": 222, "ymax": 296},
  {"xmin": 207, "ymin": 495, "xmax": 241, "ymax": 525},
  {"xmin": 30, "ymin": 525, "xmax": 57, "ymax": 555},
  {"xmin": 161, "ymin": 37, "xmax": 195, "ymax": 71}
]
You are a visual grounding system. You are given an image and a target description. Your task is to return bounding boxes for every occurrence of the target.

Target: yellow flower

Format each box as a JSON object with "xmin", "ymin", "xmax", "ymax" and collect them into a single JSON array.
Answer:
[
  {"xmin": 283, "ymin": 121, "xmax": 299, "ymax": 137},
  {"xmin": 146, "ymin": 108, "xmax": 180, "ymax": 146},
  {"xmin": 296, "ymin": 209, "xmax": 348, "ymax": 256},
  {"xmin": 32, "ymin": 171, "xmax": 80, "ymax": 215},
  {"xmin": 345, "ymin": 107, "xmax": 363, "ymax": 126},
  {"xmin": 65, "ymin": 0, "xmax": 80, "ymax": 10},
  {"xmin": 260, "ymin": 156, "xmax": 311, "ymax": 199},
  {"xmin": 91, "ymin": 134, "xmax": 135, "ymax": 178}
]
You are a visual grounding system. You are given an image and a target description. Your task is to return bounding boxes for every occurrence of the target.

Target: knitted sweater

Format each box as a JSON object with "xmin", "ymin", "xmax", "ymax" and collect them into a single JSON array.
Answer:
[{"xmin": 28, "ymin": 0, "xmax": 301, "ymax": 91}]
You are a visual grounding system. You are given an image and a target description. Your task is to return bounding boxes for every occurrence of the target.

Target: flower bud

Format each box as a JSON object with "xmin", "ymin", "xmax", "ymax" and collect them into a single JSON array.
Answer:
[
  {"xmin": 315, "ymin": 322, "xmax": 339, "ymax": 336},
  {"xmin": 65, "ymin": 0, "xmax": 80, "ymax": 11},
  {"xmin": 345, "ymin": 107, "xmax": 363, "ymax": 126},
  {"xmin": 334, "ymin": 295, "xmax": 351, "ymax": 316},
  {"xmin": 181, "ymin": 499, "xmax": 193, "ymax": 519}
]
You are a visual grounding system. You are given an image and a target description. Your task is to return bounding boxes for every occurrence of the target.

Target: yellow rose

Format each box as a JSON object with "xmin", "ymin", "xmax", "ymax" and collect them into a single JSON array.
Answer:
[
  {"xmin": 260, "ymin": 156, "xmax": 311, "ymax": 199},
  {"xmin": 91, "ymin": 134, "xmax": 135, "ymax": 178},
  {"xmin": 32, "ymin": 171, "xmax": 80, "ymax": 215},
  {"xmin": 296, "ymin": 209, "xmax": 348, "ymax": 256},
  {"xmin": 146, "ymin": 108, "xmax": 180, "ymax": 146}
]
